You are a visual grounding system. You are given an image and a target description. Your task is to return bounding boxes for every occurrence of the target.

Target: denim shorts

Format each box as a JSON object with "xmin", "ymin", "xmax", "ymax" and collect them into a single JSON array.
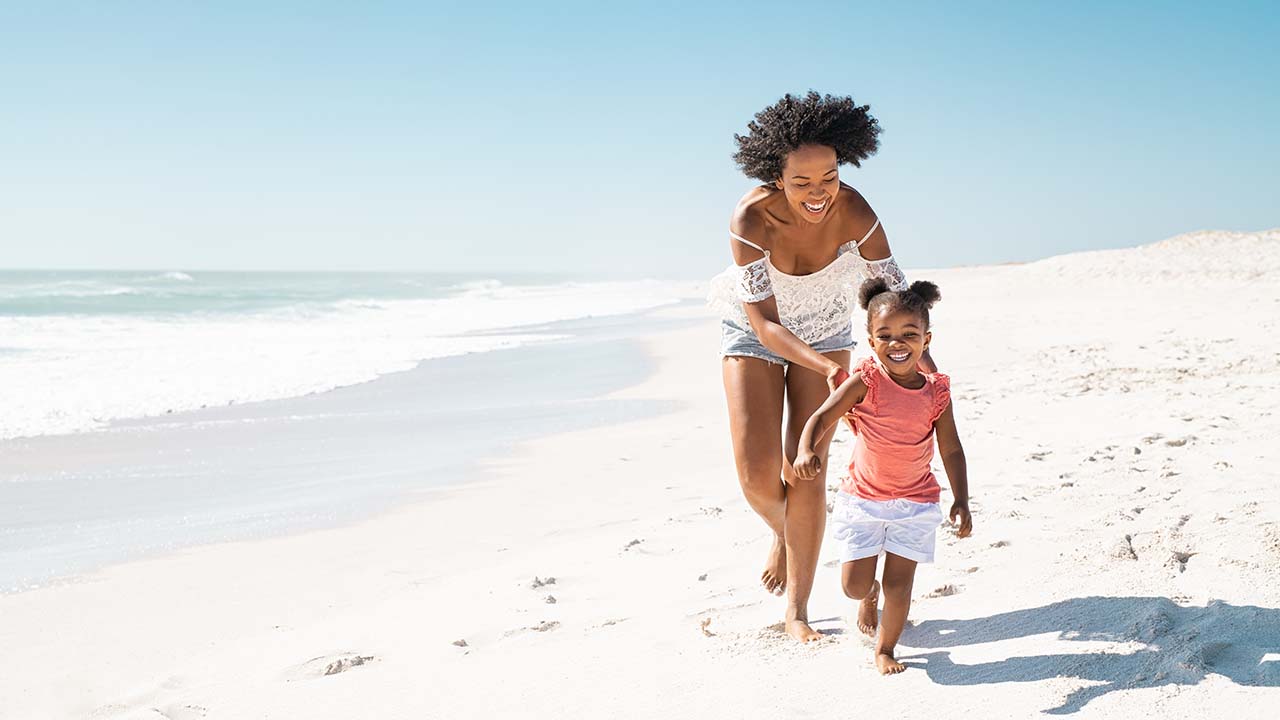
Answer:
[{"xmin": 719, "ymin": 319, "xmax": 856, "ymax": 367}]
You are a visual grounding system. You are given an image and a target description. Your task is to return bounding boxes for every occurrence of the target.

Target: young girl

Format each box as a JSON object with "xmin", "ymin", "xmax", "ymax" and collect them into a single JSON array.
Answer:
[{"xmin": 794, "ymin": 277, "xmax": 973, "ymax": 675}]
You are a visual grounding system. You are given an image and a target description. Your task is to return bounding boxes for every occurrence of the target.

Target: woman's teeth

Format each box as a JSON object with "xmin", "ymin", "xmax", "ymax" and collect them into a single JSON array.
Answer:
[{"xmin": 803, "ymin": 200, "xmax": 827, "ymax": 213}]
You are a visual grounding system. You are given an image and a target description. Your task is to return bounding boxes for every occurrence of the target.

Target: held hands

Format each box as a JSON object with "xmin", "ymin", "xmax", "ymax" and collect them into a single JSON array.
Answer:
[
  {"xmin": 826, "ymin": 365, "xmax": 850, "ymax": 394},
  {"xmin": 949, "ymin": 502, "xmax": 973, "ymax": 538},
  {"xmin": 792, "ymin": 450, "xmax": 822, "ymax": 482}
]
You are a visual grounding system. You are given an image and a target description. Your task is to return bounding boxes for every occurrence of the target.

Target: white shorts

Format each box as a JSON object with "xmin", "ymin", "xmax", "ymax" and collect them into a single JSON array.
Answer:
[{"xmin": 830, "ymin": 492, "xmax": 944, "ymax": 564}]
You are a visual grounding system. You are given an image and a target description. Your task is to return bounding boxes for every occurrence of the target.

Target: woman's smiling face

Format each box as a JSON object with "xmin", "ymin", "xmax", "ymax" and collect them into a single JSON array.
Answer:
[
  {"xmin": 775, "ymin": 144, "xmax": 839, "ymax": 224},
  {"xmin": 868, "ymin": 307, "xmax": 931, "ymax": 375}
]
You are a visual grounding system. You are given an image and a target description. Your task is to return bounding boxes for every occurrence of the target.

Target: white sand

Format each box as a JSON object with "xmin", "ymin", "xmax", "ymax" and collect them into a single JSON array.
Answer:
[{"xmin": 3, "ymin": 230, "xmax": 1279, "ymax": 718}]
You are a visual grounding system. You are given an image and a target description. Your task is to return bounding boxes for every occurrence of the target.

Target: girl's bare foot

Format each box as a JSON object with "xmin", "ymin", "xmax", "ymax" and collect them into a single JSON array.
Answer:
[
  {"xmin": 875, "ymin": 651, "xmax": 906, "ymax": 675},
  {"xmin": 856, "ymin": 579, "xmax": 880, "ymax": 636},
  {"xmin": 784, "ymin": 619, "xmax": 824, "ymax": 643},
  {"xmin": 761, "ymin": 534, "xmax": 787, "ymax": 595}
]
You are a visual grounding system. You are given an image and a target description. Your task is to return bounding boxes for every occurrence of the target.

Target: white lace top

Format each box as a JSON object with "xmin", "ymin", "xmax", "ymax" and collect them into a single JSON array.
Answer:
[{"xmin": 706, "ymin": 218, "xmax": 909, "ymax": 344}]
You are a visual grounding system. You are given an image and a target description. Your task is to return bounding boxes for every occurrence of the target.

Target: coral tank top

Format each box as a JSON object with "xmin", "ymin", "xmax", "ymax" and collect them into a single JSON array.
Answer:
[{"xmin": 841, "ymin": 356, "xmax": 952, "ymax": 503}]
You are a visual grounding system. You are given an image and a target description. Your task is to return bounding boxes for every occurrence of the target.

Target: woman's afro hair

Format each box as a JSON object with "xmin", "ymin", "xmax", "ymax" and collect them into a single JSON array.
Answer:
[
  {"xmin": 733, "ymin": 91, "xmax": 881, "ymax": 183},
  {"xmin": 858, "ymin": 279, "xmax": 942, "ymax": 330}
]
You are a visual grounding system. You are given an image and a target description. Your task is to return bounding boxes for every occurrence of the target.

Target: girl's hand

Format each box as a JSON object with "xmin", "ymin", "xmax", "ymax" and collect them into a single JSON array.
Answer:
[
  {"xmin": 793, "ymin": 451, "xmax": 822, "ymax": 481},
  {"xmin": 949, "ymin": 502, "xmax": 973, "ymax": 538},
  {"xmin": 826, "ymin": 365, "xmax": 850, "ymax": 394}
]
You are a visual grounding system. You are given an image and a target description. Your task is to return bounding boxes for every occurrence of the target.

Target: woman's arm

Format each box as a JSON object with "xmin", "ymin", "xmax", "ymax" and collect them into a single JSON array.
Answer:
[
  {"xmin": 919, "ymin": 349, "xmax": 938, "ymax": 374},
  {"xmin": 741, "ymin": 296, "xmax": 846, "ymax": 382},
  {"xmin": 934, "ymin": 402, "xmax": 972, "ymax": 537},
  {"xmin": 793, "ymin": 374, "xmax": 868, "ymax": 481},
  {"xmin": 842, "ymin": 189, "xmax": 938, "ymax": 373},
  {"xmin": 730, "ymin": 210, "xmax": 846, "ymax": 384}
]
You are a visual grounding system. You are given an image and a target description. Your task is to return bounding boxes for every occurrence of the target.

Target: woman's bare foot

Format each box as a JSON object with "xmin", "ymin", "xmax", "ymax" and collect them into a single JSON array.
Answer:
[
  {"xmin": 856, "ymin": 579, "xmax": 880, "ymax": 636},
  {"xmin": 761, "ymin": 534, "xmax": 787, "ymax": 595},
  {"xmin": 784, "ymin": 619, "xmax": 824, "ymax": 643},
  {"xmin": 875, "ymin": 651, "xmax": 906, "ymax": 675}
]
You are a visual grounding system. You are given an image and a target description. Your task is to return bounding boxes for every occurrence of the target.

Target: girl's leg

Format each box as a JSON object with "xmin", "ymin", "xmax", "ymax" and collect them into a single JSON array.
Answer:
[
  {"xmin": 722, "ymin": 356, "xmax": 787, "ymax": 594},
  {"xmin": 876, "ymin": 552, "xmax": 918, "ymax": 674},
  {"xmin": 780, "ymin": 349, "xmax": 850, "ymax": 642},
  {"xmin": 840, "ymin": 557, "xmax": 881, "ymax": 636}
]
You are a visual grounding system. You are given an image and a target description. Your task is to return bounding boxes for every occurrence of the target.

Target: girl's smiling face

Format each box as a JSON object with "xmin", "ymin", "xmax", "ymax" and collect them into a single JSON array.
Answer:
[
  {"xmin": 774, "ymin": 144, "xmax": 840, "ymax": 224},
  {"xmin": 868, "ymin": 308, "xmax": 931, "ymax": 377}
]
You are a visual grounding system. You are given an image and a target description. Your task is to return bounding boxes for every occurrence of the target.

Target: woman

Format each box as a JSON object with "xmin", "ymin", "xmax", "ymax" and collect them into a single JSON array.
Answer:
[{"xmin": 709, "ymin": 92, "xmax": 934, "ymax": 642}]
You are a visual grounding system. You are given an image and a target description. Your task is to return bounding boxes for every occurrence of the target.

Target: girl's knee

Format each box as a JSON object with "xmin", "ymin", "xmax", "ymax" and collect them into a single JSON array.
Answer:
[
  {"xmin": 881, "ymin": 572, "xmax": 914, "ymax": 598},
  {"xmin": 842, "ymin": 575, "xmax": 874, "ymax": 600}
]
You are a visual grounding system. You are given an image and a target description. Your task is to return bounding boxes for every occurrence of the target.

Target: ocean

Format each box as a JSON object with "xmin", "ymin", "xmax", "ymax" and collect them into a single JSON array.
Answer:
[
  {"xmin": 0, "ymin": 270, "xmax": 690, "ymax": 440},
  {"xmin": 0, "ymin": 270, "xmax": 697, "ymax": 590}
]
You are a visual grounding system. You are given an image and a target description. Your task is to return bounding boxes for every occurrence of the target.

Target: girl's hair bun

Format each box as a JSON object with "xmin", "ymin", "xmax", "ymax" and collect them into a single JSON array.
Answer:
[
  {"xmin": 860, "ymin": 278, "xmax": 944, "ymax": 330},
  {"xmin": 858, "ymin": 277, "xmax": 891, "ymax": 309},
  {"xmin": 905, "ymin": 280, "xmax": 941, "ymax": 308}
]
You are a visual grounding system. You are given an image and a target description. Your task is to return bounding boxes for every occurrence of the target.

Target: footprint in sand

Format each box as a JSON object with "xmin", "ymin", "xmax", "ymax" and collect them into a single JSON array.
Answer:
[
  {"xmin": 530, "ymin": 576, "xmax": 557, "ymax": 589},
  {"xmin": 1112, "ymin": 534, "xmax": 1139, "ymax": 560},
  {"xmin": 1169, "ymin": 551, "xmax": 1196, "ymax": 573},
  {"xmin": 90, "ymin": 704, "xmax": 209, "ymax": 720},
  {"xmin": 923, "ymin": 584, "xmax": 960, "ymax": 598},
  {"xmin": 503, "ymin": 620, "xmax": 561, "ymax": 638},
  {"xmin": 282, "ymin": 653, "xmax": 378, "ymax": 681},
  {"xmin": 989, "ymin": 540, "xmax": 1010, "ymax": 548}
]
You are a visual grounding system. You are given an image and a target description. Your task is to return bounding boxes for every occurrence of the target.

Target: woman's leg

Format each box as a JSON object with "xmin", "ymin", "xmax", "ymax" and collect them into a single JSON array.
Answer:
[
  {"xmin": 780, "ymin": 349, "xmax": 850, "ymax": 641},
  {"xmin": 722, "ymin": 356, "xmax": 787, "ymax": 594},
  {"xmin": 876, "ymin": 552, "xmax": 918, "ymax": 674}
]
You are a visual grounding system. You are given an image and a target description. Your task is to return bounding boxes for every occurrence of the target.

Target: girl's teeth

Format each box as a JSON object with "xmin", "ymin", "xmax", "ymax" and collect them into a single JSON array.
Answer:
[{"xmin": 804, "ymin": 201, "xmax": 826, "ymax": 212}]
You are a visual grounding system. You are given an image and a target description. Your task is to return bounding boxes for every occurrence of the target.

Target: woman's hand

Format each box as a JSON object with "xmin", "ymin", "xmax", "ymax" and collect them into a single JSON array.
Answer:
[
  {"xmin": 826, "ymin": 364, "xmax": 850, "ymax": 394},
  {"xmin": 949, "ymin": 502, "xmax": 973, "ymax": 538},
  {"xmin": 792, "ymin": 451, "xmax": 822, "ymax": 481}
]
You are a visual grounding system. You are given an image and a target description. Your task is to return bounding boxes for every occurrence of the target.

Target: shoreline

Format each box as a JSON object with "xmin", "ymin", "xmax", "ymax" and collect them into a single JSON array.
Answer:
[{"xmin": 0, "ymin": 303, "xmax": 698, "ymax": 593}]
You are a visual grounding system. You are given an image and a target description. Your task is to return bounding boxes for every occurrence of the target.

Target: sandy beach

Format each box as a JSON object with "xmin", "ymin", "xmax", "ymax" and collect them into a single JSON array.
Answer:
[{"xmin": 3, "ymin": 230, "xmax": 1279, "ymax": 719}]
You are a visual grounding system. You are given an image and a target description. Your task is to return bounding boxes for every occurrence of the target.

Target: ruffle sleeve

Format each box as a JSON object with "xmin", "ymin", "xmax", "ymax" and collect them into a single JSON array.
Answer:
[
  {"xmin": 735, "ymin": 257, "xmax": 774, "ymax": 303},
  {"xmin": 863, "ymin": 255, "xmax": 908, "ymax": 291},
  {"xmin": 853, "ymin": 355, "xmax": 881, "ymax": 412},
  {"xmin": 930, "ymin": 372, "xmax": 952, "ymax": 422}
]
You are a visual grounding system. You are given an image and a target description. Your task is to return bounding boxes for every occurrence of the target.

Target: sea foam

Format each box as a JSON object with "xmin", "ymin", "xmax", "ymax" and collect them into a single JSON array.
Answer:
[{"xmin": 0, "ymin": 276, "xmax": 689, "ymax": 440}]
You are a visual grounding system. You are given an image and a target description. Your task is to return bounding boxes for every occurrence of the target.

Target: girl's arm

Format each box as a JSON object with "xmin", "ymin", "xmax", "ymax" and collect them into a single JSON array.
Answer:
[
  {"xmin": 793, "ymin": 374, "xmax": 868, "ymax": 481},
  {"xmin": 934, "ymin": 402, "xmax": 972, "ymax": 537}
]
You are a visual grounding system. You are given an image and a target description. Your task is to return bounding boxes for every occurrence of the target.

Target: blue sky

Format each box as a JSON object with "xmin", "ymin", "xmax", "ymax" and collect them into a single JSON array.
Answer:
[{"xmin": 1, "ymin": 1, "xmax": 1276, "ymax": 277}]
